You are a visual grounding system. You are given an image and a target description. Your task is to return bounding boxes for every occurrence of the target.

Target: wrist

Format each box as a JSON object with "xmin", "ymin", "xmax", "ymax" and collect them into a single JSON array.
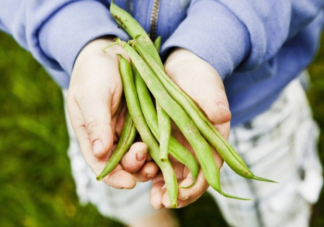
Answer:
[
  {"xmin": 74, "ymin": 37, "xmax": 128, "ymax": 72},
  {"xmin": 38, "ymin": 0, "xmax": 129, "ymax": 75},
  {"xmin": 165, "ymin": 48, "xmax": 198, "ymax": 66}
]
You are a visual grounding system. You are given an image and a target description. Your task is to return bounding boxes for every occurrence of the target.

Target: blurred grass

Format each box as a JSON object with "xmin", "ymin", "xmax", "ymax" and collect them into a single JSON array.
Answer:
[
  {"xmin": 0, "ymin": 33, "xmax": 122, "ymax": 227},
  {"xmin": 0, "ymin": 30, "xmax": 323, "ymax": 227}
]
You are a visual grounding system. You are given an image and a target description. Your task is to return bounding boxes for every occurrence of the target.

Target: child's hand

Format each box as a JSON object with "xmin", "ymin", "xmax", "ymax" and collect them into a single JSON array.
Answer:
[
  {"xmin": 150, "ymin": 48, "xmax": 231, "ymax": 208},
  {"xmin": 67, "ymin": 38, "xmax": 159, "ymax": 188}
]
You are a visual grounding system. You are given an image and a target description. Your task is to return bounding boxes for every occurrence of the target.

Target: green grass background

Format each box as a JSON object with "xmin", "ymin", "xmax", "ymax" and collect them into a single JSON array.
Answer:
[{"xmin": 0, "ymin": 31, "xmax": 323, "ymax": 227}]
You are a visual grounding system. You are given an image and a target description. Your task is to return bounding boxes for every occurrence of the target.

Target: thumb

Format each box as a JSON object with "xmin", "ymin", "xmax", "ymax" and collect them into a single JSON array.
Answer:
[
  {"xmin": 198, "ymin": 88, "xmax": 231, "ymax": 125},
  {"xmin": 165, "ymin": 51, "xmax": 231, "ymax": 125},
  {"xmin": 69, "ymin": 38, "xmax": 124, "ymax": 159},
  {"xmin": 78, "ymin": 90, "xmax": 115, "ymax": 158}
]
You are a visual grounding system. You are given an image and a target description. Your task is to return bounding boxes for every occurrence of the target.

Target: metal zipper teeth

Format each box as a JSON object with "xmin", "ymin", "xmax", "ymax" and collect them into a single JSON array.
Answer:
[{"xmin": 150, "ymin": 0, "xmax": 160, "ymax": 41}]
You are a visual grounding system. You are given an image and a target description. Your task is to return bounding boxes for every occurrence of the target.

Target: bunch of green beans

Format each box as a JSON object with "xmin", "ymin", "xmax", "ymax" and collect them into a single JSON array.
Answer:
[{"xmin": 96, "ymin": 2, "xmax": 277, "ymax": 206}]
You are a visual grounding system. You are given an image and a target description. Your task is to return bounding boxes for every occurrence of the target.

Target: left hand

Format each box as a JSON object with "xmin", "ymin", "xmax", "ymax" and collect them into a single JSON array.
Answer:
[
  {"xmin": 150, "ymin": 48, "xmax": 231, "ymax": 209},
  {"xmin": 68, "ymin": 38, "xmax": 159, "ymax": 188}
]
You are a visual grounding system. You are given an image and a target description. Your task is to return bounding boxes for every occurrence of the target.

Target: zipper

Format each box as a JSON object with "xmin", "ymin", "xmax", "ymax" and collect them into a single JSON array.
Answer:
[{"xmin": 149, "ymin": 0, "xmax": 160, "ymax": 41}]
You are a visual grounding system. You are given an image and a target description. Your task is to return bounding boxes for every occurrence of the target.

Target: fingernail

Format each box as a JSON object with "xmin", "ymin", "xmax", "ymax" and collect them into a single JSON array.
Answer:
[
  {"xmin": 180, "ymin": 195, "xmax": 189, "ymax": 201},
  {"xmin": 217, "ymin": 102, "xmax": 229, "ymax": 112},
  {"xmin": 92, "ymin": 140, "xmax": 103, "ymax": 155},
  {"xmin": 136, "ymin": 150, "xmax": 146, "ymax": 161}
]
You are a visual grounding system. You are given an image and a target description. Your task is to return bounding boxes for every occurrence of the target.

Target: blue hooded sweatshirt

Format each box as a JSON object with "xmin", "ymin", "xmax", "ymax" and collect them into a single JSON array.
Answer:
[{"xmin": 0, "ymin": 0, "xmax": 323, "ymax": 126}]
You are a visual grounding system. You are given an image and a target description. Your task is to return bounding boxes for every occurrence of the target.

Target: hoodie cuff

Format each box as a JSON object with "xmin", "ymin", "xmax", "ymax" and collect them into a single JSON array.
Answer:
[
  {"xmin": 38, "ymin": 0, "xmax": 129, "ymax": 75},
  {"xmin": 161, "ymin": 0, "xmax": 251, "ymax": 79}
]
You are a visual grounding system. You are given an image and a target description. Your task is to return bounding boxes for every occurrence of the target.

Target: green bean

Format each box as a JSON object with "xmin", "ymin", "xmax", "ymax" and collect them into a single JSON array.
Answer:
[
  {"xmin": 111, "ymin": 4, "xmax": 170, "ymax": 162},
  {"xmin": 111, "ymin": 3, "xmax": 170, "ymax": 162},
  {"xmin": 108, "ymin": 5, "xmax": 197, "ymax": 189},
  {"xmin": 156, "ymin": 100, "xmax": 171, "ymax": 161},
  {"xmin": 135, "ymin": 48, "xmax": 276, "ymax": 183},
  {"xmin": 119, "ymin": 40, "xmax": 249, "ymax": 200},
  {"xmin": 124, "ymin": 12, "xmax": 268, "ymax": 181},
  {"xmin": 153, "ymin": 36, "xmax": 171, "ymax": 161},
  {"xmin": 133, "ymin": 65, "xmax": 199, "ymax": 188},
  {"xmin": 118, "ymin": 54, "xmax": 178, "ymax": 207},
  {"xmin": 96, "ymin": 113, "xmax": 136, "ymax": 181},
  {"xmin": 110, "ymin": 2, "xmax": 163, "ymax": 68}
]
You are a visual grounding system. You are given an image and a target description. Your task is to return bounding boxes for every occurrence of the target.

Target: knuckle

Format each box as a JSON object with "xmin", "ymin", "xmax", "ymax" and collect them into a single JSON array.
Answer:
[
  {"xmin": 85, "ymin": 120, "xmax": 101, "ymax": 135},
  {"xmin": 222, "ymin": 109, "xmax": 232, "ymax": 122},
  {"xmin": 85, "ymin": 121, "xmax": 110, "ymax": 144},
  {"xmin": 122, "ymin": 158, "xmax": 138, "ymax": 173}
]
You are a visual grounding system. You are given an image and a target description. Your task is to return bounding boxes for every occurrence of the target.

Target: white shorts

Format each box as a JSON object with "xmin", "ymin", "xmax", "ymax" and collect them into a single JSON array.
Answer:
[
  {"xmin": 208, "ymin": 74, "xmax": 323, "ymax": 227},
  {"xmin": 63, "ymin": 73, "xmax": 323, "ymax": 226}
]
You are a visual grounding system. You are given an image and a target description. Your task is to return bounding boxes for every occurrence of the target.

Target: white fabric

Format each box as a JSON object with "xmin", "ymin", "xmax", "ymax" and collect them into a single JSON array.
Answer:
[
  {"xmin": 208, "ymin": 76, "xmax": 323, "ymax": 227},
  {"xmin": 62, "ymin": 74, "xmax": 323, "ymax": 226}
]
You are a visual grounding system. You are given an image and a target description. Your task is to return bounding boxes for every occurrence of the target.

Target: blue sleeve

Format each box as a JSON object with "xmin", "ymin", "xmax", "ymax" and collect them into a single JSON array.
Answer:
[
  {"xmin": 0, "ymin": 0, "xmax": 129, "ymax": 75},
  {"xmin": 161, "ymin": 0, "xmax": 324, "ymax": 79}
]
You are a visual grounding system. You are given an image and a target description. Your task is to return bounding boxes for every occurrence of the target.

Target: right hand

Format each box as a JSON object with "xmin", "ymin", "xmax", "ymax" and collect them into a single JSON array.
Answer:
[
  {"xmin": 67, "ymin": 37, "xmax": 159, "ymax": 188},
  {"xmin": 150, "ymin": 48, "xmax": 231, "ymax": 209}
]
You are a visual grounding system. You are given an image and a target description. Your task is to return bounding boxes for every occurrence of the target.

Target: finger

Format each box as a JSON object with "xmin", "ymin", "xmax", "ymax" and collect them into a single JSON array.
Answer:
[
  {"xmin": 133, "ymin": 162, "xmax": 159, "ymax": 182},
  {"xmin": 120, "ymin": 142, "xmax": 149, "ymax": 173},
  {"xmin": 71, "ymin": 46, "xmax": 124, "ymax": 159},
  {"xmin": 165, "ymin": 50, "xmax": 231, "ymax": 125},
  {"xmin": 100, "ymin": 164, "xmax": 136, "ymax": 189},
  {"xmin": 173, "ymin": 194, "xmax": 203, "ymax": 209},
  {"xmin": 161, "ymin": 145, "xmax": 222, "ymax": 208},
  {"xmin": 177, "ymin": 169, "xmax": 208, "ymax": 201},
  {"xmin": 67, "ymin": 99, "xmax": 136, "ymax": 188},
  {"xmin": 76, "ymin": 86, "xmax": 116, "ymax": 158},
  {"xmin": 200, "ymin": 90, "xmax": 231, "ymax": 125},
  {"xmin": 67, "ymin": 94, "xmax": 100, "ymax": 163},
  {"xmin": 114, "ymin": 100, "xmax": 127, "ymax": 137},
  {"xmin": 150, "ymin": 173, "xmax": 166, "ymax": 209},
  {"xmin": 174, "ymin": 69, "xmax": 230, "ymax": 125},
  {"xmin": 160, "ymin": 169, "xmax": 208, "ymax": 208},
  {"xmin": 66, "ymin": 92, "xmax": 88, "ymax": 143},
  {"xmin": 133, "ymin": 134, "xmax": 154, "ymax": 161}
]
